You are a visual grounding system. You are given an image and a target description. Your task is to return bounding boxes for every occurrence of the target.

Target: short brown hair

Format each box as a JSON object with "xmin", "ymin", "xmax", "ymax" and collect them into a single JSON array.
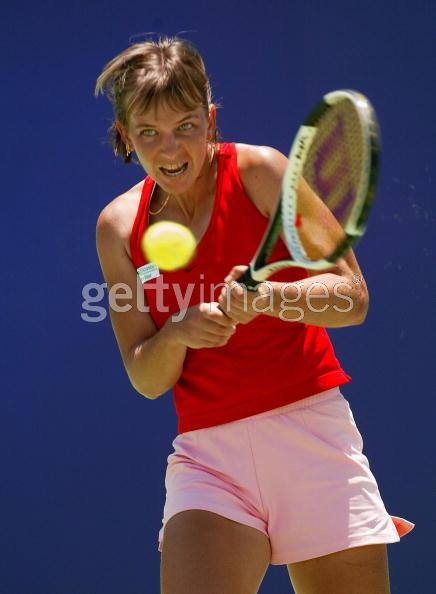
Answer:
[{"xmin": 95, "ymin": 36, "xmax": 216, "ymax": 163}]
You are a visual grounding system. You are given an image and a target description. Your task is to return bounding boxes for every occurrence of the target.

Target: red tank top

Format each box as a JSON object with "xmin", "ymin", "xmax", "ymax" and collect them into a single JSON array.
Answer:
[{"xmin": 130, "ymin": 142, "xmax": 351, "ymax": 433}]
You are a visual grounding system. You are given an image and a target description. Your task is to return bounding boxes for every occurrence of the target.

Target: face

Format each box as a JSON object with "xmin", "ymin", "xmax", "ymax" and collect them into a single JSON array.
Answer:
[{"xmin": 122, "ymin": 102, "xmax": 216, "ymax": 194}]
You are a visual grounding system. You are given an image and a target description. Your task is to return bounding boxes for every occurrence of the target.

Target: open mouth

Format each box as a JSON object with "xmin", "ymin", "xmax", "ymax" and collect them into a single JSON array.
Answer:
[{"xmin": 160, "ymin": 162, "xmax": 188, "ymax": 177}]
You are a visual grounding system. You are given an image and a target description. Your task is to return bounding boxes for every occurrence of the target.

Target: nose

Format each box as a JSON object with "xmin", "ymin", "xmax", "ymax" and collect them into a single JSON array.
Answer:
[{"xmin": 159, "ymin": 132, "xmax": 181, "ymax": 157}]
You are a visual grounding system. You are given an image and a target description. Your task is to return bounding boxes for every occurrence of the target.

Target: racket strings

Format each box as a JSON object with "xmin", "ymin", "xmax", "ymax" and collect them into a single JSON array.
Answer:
[
  {"xmin": 248, "ymin": 90, "xmax": 379, "ymax": 281},
  {"xmin": 303, "ymin": 100, "xmax": 365, "ymax": 227}
]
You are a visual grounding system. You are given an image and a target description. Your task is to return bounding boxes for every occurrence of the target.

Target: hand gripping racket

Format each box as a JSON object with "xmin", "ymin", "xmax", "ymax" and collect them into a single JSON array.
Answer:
[{"xmin": 237, "ymin": 89, "xmax": 380, "ymax": 289}]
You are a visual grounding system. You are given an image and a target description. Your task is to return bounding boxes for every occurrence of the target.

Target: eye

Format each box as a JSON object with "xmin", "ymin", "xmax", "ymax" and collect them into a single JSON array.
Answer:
[{"xmin": 179, "ymin": 122, "xmax": 194, "ymax": 131}]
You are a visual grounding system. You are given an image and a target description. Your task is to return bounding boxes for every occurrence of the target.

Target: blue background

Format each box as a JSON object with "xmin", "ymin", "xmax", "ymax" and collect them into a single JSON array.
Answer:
[{"xmin": 2, "ymin": 0, "xmax": 435, "ymax": 592}]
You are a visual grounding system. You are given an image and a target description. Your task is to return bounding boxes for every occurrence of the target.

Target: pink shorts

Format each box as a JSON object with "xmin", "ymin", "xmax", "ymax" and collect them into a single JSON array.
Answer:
[{"xmin": 158, "ymin": 387, "xmax": 414, "ymax": 564}]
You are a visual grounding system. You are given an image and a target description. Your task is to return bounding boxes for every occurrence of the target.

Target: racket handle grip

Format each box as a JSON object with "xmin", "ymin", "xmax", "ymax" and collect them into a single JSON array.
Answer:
[{"xmin": 236, "ymin": 267, "xmax": 259, "ymax": 291}]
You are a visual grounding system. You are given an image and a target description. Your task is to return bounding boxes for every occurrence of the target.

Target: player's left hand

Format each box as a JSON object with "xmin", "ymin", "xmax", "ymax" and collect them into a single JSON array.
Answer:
[{"xmin": 218, "ymin": 265, "xmax": 271, "ymax": 324}]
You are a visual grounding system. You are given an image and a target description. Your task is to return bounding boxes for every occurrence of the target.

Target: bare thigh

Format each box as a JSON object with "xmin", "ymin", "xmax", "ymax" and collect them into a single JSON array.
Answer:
[
  {"xmin": 287, "ymin": 544, "xmax": 390, "ymax": 594},
  {"xmin": 160, "ymin": 510, "xmax": 271, "ymax": 594}
]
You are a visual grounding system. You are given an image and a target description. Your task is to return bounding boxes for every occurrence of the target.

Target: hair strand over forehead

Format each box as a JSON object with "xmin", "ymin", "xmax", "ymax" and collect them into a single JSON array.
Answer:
[{"xmin": 95, "ymin": 36, "xmax": 217, "ymax": 163}]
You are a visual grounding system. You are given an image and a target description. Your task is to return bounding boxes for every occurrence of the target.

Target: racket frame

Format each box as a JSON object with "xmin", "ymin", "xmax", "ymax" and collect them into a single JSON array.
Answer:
[{"xmin": 238, "ymin": 89, "xmax": 380, "ymax": 289}]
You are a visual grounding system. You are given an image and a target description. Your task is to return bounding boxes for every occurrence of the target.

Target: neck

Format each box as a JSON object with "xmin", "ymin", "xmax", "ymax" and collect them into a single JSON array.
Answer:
[{"xmin": 167, "ymin": 145, "xmax": 218, "ymax": 223}]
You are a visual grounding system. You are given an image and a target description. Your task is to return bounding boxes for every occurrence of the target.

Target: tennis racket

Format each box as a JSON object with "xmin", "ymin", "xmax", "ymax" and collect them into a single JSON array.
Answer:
[{"xmin": 237, "ymin": 89, "xmax": 380, "ymax": 290}]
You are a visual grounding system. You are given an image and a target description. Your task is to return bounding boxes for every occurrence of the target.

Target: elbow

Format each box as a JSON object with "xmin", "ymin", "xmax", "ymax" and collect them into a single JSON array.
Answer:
[
  {"xmin": 123, "ymin": 351, "xmax": 168, "ymax": 400},
  {"xmin": 124, "ymin": 363, "xmax": 165, "ymax": 400},
  {"xmin": 333, "ymin": 275, "xmax": 369, "ymax": 327},
  {"xmin": 123, "ymin": 343, "xmax": 183, "ymax": 399},
  {"xmin": 126, "ymin": 363, "xmax": 177, "ymax": 400},
  {"xmin": 353, "ymin": 305, "xmax": 368, "ymax": 326},
  {"xmin": 128, "ymin": 374, "xmax": 167, "ymax": 400},
  {"xmin": 352, "ymin": 292, "xmax": 369, "ymax": 326}
]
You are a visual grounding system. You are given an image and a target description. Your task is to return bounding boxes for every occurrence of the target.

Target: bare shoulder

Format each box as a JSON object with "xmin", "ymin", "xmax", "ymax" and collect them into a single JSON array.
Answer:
[
  {"xmin": 235, "ymin": 143, "xmax": 288, "ymax": 217},
  {"xmin": 235, "ymin": 143, "xmax": 287, "ymax": 172},
  {"xmin": 95, "ymin": 179, "xmax": 159, "ymax": 368},
  {"xmin": 96, "ymin": 179, "xmax": 144, "ymax": 255}
]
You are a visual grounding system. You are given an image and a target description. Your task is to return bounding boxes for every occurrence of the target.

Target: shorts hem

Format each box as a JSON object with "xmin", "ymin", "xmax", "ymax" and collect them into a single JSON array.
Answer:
[
  {"xmin": 270, "ymin": 534, "xmax": 401, "ymax": 565},
  {"xmin": 158, "ymin": 505, "xmax": 268, "ymax": 552}
]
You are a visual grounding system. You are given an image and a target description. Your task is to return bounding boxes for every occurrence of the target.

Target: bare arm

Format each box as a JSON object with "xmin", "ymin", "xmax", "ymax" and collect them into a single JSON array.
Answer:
[
  {"xmin": 266, "ymin": 253, "xmax": 368, "ymax": 326},
  {"xmin": 96, "ymin": 200, "xmax": 236, "ymax": 399},
  {"xmin": 219, "ymin": 145, "xmax": 369, "ymax": 327},
  {"xmin": 96, "ymin": 201, "xmax": 188, "ymax": 398},
  {"xmin": 221, "ymin": 257, "xmax": 368, "ymax": 327}
]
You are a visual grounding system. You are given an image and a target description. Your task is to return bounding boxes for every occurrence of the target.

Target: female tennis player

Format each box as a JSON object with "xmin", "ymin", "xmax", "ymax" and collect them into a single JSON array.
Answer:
[{"xmin": 95, "ymin": 36, "xmax": 413, "ymax": 594}]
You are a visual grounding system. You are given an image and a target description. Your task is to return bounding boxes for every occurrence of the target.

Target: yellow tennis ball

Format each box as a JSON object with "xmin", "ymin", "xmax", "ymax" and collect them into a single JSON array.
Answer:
[{"xmin": 141, "ymin": 221, "xmax": 197, "ymax": 271}]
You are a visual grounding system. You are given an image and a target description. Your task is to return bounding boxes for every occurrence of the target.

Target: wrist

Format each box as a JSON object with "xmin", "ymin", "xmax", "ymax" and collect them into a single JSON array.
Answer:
[
  {"xmin": 161, "ymin": 315, "xmax": 186, "ymax": 348},
  {"xmin": 266, "ymin": 281, "xmax": 304, "ymax": 321}
]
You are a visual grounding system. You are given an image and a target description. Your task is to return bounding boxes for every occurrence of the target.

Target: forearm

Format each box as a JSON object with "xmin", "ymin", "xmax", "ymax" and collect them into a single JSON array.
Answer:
[
  {"xmin": 264, "ymin": 272, "xmax": 368, "ymax": 328},
  {"xmin": 125, "ymin": 319, "xmax": 187, "ymax": 399}
]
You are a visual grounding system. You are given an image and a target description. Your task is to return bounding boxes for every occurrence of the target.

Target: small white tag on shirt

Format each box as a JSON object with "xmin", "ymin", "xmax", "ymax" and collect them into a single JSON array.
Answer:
[{"xmin": 137, "ymin": 263, "xmax": 160, "ymax": 283}]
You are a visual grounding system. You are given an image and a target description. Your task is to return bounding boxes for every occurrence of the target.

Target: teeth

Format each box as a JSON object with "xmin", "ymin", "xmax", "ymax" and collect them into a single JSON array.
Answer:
[
  {"xmin": 161, "ymin": 163, "xmax": 183, "ymax": 170},
  {"xmin": 160, "ymin": 163, "xmax": 188, "ymax": 177}
]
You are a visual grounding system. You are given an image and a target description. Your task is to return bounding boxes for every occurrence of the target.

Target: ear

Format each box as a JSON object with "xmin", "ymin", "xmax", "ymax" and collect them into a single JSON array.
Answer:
[
  {"xmin": 207, "ymin": 104, "xmax": 217, "ymax": 139},
  {"xmin": 115, "ymin": 119, "xmax": 131, "ymax": 146}
]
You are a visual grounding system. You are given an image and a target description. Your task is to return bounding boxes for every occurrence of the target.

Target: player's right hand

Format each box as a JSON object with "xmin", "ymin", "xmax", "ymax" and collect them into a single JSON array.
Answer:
[{"xmin": 168, "ymin": 302, "xmax": 237, "ymax": 349}]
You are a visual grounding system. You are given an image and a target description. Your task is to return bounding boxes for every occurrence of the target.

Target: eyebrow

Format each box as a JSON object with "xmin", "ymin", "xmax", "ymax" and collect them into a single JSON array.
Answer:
[{"xmin": 134, "ymin": 113, "xmax": 199, "ymax": 129}]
